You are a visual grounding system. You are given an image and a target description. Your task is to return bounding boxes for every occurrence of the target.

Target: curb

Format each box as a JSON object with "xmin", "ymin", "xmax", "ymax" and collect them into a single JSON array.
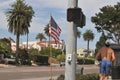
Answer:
[
  {"xmin": 0, "ymin": 64, "xmax": 16, "ymax": 68},
  {"xmin": 14, "ymin": 76, "xmax": 58, "ymax": 80}
]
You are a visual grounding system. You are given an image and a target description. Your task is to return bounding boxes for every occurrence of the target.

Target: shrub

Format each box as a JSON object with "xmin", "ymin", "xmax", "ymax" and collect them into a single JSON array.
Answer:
[
  {"xmin": 56, "ymin": 54, "xmax": 65, "ymax": 63},
  {"xmin": 34, "ymin": 55, "xmax": 49, "ymax": 65},
  {"xmin": 57, "ymin": 74, "xmax": 65, "ymax": 80},
  {"xmin": 76, "ymin": 73, "xmax": 99, "ymax": 80},
  {"xmin": 57, "ymin": 73, "xmax": 99, "ymax": 80},
  {"xmin": 77, "ymin": 58, "xmax": 94, "ymax": 64}
]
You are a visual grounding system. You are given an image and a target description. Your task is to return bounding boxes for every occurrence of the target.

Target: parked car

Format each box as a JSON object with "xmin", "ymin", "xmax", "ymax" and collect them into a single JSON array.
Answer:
[
  {"xmin": 60, "ymin": 60, "xmax": 78, "ymax": 67},
  {"xmin": 4, "ymin": 58, "xmax": 15, "ymax": 64}
]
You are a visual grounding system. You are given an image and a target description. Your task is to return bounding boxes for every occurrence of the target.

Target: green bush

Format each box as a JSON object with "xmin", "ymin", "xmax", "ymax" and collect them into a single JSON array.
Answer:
[
  {"xmin": 18, "ymin": 49, "xmax": 30, "ymax": 65},
  {"xmin": 56, "ymin": 54, "xmax": 65, "ymax": 62},
  {"xmin": 34, "ymin": 55, "xmax": 49, "ymax": 65},
  {"xmin": 57, "ymin": 73, "xmax": 99, "ymax": 80},
  {"xmin": 57, "ymin": 74, "xmax": 65, "ymax": 80},
  {"xmin": 76, "ymin": 73, "xmax": 99, "ymax": 80},
  {"xmin": 77, "ymin": 58, "xmax": 94, "ymax": 64}
]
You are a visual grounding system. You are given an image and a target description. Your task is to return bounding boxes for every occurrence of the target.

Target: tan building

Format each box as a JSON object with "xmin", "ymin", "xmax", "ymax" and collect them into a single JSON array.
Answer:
[{"xmin": 77, "ymin": 48, "xmax": 94, "ymax": 58}]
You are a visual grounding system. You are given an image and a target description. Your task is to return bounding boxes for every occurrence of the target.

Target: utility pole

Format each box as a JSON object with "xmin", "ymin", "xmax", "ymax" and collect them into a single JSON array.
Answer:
[{"xmin": 65, "ymin": 0, "xmax": 78, "ymax": 80}]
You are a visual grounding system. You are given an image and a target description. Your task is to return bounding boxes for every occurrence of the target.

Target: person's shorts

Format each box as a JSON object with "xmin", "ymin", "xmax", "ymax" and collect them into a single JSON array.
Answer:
[{"xmin": 100, "ymin": 60, "xmax": 112, "ymax": 75}]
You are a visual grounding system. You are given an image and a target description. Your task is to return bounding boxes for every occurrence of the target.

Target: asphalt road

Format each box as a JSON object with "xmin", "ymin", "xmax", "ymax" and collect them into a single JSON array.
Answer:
[{"xmin": 0, "ymin": 64, "xmax": 99, "ymax": 80}]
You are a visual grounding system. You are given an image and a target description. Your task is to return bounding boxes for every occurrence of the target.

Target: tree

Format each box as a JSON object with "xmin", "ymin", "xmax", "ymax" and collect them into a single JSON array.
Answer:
[
  {"xmin": 56, "ymin": 54, "xmax": 65, "ymax": 62},
  {"xmin": 40, "ymin": 47, "xmax": 62, "ymax": 57},
  {"xmin": 44, "ymin": 24, "xmax": 51, "ymax": 47},
  {"xmin": 18, "ymin": 48, "xmax": 30, "ymax": 65},
  {"xmin": 83, "ymin": 29, "xmax": 94, "ymax": 53},
  {"xmin": 6, "ymin": 0, "xmax": 34, "ymax": 64},
  {"xmin": 0, "ymin": 38, "xmax": 12, "ymax": 57},
  {"xmin": 95, "ymin": 33, "xmax": 107, "ymax": 56},
  {"xmin": 91, "ymin": 2, "xmax": 120, "ymax": 44},
  {"xmin": 44, "ymin": 24, "xmax": 50, "ymax": 38},
  {"xmin": 36, "ymin": 33, "xmax": 46, "ymax": 41}
]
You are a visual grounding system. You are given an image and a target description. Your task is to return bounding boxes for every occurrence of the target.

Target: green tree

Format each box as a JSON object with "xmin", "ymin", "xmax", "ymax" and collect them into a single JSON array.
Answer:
[
  {"xmin": 95, "ymin": 33, "xmax": 107, "ymax": 56},
  {"xmin": 83, "ymin": 29, "xmax": 94, "ymax": 53},
  {"xmin": 44, "ymin": 24, "xmax": 50, "ymax": 45},
  {"xmin": 29, "ymin": 48, "xmax": 40, "ymax": 56},
  {"xmin": 40, "ymin": 47, "xmax": 62, "ymax": 58},
  {"xmin": 44, "ymin": 24, "xmax": 50, "ymax": 38},
  {"xmin": 91, "ymin": 2, "xmax": 120, "ymax": 44},
  {"xmin": 56, "ymin": 54, "xmax": 65, "ymax": 62},
  {"xmin": 36, "ymin": 33, "xmax": 46, "ymax": 41},
  {"xmin": 6, "ymin": 0, "xmax": 34, "ymax": 64},
  {"xmin": 0, "ymin": 38, "xmax": 12, "ymax": 57},
  {"xmin": 19, "ymin": 48, "xmax": 30, "ymax": 65}
]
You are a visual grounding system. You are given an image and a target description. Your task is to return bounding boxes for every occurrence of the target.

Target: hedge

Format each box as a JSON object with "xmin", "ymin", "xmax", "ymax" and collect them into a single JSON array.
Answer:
[
  {"xmin": 57, "ymin": 73, "xmax": 99, "ymax": 80},
  {"xmin": 77, "ymin": 58, "xmax": 94, "ymax": 64}
]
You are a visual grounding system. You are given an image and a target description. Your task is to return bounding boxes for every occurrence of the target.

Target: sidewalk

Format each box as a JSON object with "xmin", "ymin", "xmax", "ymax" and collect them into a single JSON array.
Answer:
[
  {"xmin": 14, "ymin": 76, "xmax": 113, "ymax": 80},
  {"xmin": 14, "ymin": 76, "xmax": 58, "ymax": 80},
  {"xmin": 0, "ymin": 64, "xmax": 16, "ymax": 68}
]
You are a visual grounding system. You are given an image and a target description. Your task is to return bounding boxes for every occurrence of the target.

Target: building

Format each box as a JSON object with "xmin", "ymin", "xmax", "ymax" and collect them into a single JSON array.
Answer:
[
  {"xmin": 77, "ymin": 48, "xmax": 94, "ymax": 58},
  {"xmin": 11, "ymin": 40, "xmax": 65, "ymax": 52}
]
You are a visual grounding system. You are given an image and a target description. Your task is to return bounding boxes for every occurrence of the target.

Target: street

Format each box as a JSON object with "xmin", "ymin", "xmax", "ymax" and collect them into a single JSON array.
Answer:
[{"xmin": 0, "ymin": 64, "xmax": 99, "ymax": 80}]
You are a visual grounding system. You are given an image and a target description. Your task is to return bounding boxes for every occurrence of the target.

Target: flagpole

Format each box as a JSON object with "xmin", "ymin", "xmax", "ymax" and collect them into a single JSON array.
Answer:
[
  {"xmin": 49, "ymin": 15, "xmax": 53, "ymax": 80},
  {"xmin": 48, "ymin": 14, "xmax": 61, "ymax": 80},
  {"xmin": 50, "ymin": 36, "xmax": 53, "ymax": 80}
]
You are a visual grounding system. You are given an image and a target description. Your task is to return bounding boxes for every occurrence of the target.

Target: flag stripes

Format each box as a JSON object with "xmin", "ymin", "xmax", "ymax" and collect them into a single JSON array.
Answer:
[{"xmin": 49, "ymin": 16, "xmax": 61, "ymax": 43}]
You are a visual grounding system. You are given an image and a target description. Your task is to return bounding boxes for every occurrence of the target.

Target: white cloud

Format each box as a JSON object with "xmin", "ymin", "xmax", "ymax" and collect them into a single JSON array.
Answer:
[
  {"xmin": 78, "ymin": 0, "xmax": 119, "ymax": 18},
  {"xmin": 0, "ymin": 0, "xmax": 16, "ymax": 29},
  {"xmin": 29, "ymin": 17, "xmax": 48, "ymax": 33},
  {"xmin": 0, "ymin": 0, "xmax": 15, "ymax": 8},
  {"xmin": 0, "ymin": 11, "xmax": 8, "ymax": 29},
  {"xmin": 26, "ymin": 0, "xmax": 67, "ymax": 10}
]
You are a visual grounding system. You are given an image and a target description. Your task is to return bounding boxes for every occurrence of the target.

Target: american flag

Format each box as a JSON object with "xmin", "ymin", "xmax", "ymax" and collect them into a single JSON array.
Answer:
[{"xmin": 49, "ymin": 16, "xmax": 61, "ymax": 43}]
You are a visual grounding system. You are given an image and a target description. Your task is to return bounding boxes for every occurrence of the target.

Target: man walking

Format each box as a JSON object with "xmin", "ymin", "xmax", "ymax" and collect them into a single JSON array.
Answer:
[{"xmin": 95, "ymin": 42, "xmax": 116, "ymax": 80}]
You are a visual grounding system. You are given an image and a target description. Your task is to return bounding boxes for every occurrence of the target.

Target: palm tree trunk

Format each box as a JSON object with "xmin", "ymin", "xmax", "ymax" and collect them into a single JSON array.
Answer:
[
  {"xmin": 87, "ymin": 40, "xmax": 89, "ymax": 50},
  {"xmin": 27, "ymin": 33, "xmax": 28, "ymax": 52},
  {"xmin": 87, "ymin": 40, "xmax": 89, "ymax": 56},
  {"xmin": 16, "ymin": 33, "xmax": 20, "ymax": 65}
]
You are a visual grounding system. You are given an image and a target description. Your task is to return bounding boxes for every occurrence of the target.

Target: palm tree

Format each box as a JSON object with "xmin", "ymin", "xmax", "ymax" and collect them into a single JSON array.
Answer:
[
  {"xmin": 44, "ymin": 24, "xmax": 50, "ymax": 37},
  {"xmin": 83, "ymin": 29, "xmax": 94, "ymax": 55},
  {"xmin": 44, "ymin": 24, "xmax": 51, "ymax": 46},
  {"xmin": 36, "ymin": 33, "xmax": 46, "ymax": 41},
  {"xmin": 44, "ymin": 24, "xmax": 50, "ymax": 41},
  {"xmin": 6, "ymin": 0, "xmax": 34, "ymax": 64}
]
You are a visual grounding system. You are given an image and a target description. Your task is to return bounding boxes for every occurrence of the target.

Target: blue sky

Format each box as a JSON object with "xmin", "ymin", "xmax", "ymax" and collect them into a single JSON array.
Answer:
[{"xmin": 0, "ymin": 0, "xmax": 119, "ymax": 49}]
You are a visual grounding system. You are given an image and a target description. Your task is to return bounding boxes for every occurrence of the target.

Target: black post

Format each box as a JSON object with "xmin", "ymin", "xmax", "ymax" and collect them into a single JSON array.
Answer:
[{"xmin": 110, "ymin": 44, "xmax": 120, "ymax": 79}]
